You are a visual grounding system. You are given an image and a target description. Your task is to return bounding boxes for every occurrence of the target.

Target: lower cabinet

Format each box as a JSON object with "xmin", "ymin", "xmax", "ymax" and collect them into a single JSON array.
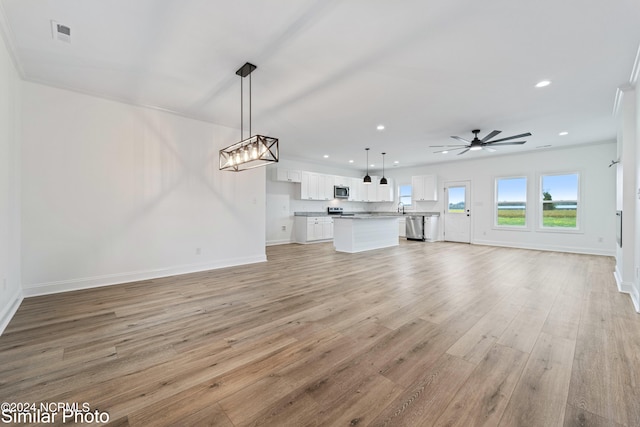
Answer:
[
  {"xmin": 295, "ymin": 216, "xmax": 334, "ymax": 243},
  {"xmin": 425, "ymin": 216, "xmax": 438, "ymax": 242},
  {"xmin": 398, "ymin": 218, "xmax": 406, "ymax": 237}
]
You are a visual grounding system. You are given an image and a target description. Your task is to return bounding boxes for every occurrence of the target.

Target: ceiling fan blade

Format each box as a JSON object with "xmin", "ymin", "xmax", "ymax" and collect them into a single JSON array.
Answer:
[
  {"xmin": 433, "ymin": 147, "xmax": 468, "ymax": 153},
  {"xmin": 488, "ymin": 141, "xmax": 526, "ymax": 146},
  {"xmin": 481, "ymin": 130, "xmax": 501, "ymax": 142},
  {"xmin": 487, "ymin": 132, "xmax": 532, "ymax": 143},
  {"xmin": 451, "ymin": 136, "xmax": 471, "ymax": 143},
  {"xmin": 457, "ymin": 148, "xmax": 470, "ymax": 156},
  {"xmin": 482, "ymin": 146, "xmax": 496, "ymax": 152}
]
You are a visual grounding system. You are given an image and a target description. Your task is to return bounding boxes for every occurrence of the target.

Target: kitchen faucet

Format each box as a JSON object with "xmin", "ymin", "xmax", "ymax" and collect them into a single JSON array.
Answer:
[{"xmin": 397, "ymin": 202, "xmax": 404, "ymax": 214}]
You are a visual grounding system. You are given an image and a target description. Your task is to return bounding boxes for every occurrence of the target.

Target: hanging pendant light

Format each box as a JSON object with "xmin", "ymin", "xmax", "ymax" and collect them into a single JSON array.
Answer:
[
  {"xmin": 379, "ymin": 152, "xmax": 388, "ymax": 186},
  {"xmin": 219, "ymin": 62, "xmax": 279, "ymax": 171},
  {"xmin": 363, "ymin": 148, "xmax": 372, "ymax": 184}
]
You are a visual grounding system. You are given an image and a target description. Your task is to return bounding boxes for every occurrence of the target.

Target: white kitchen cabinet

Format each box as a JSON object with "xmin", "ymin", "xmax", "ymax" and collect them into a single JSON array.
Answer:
[
  {"xmin": 275, "ymin": 168, "xmax": 302, "ymax": 183},
  {"xmin": 348, "ymin": 177, "xmax": 365, "ymax": 202},
  {"xmin": 295, "ymin": 216, "xmax": 333, "ymax": 243},
  {"xmin": 412, "ymin": 175, "xmax": 438, "ymax": 201},
  {"xmin": 377, "ymin": 178, "xmax": 394, "ymax": 202},
  {"xmin": 300, "ymin": 172, "xmax": 335, "ymax": 201},
  {"xmin": 366, "ymin": 179, "xmax": 378, "ymax": 202},
  {"xmin": 398, "ymin": 217, "xmax": 406, "ymax": 237},
  {"xmin": 424, "ymin": 216, "xmax": 439, "ymax": 241},
  {"xmin": 300, "ymin": 172, "xmax": 320, "ymax": 200},
  {"xmin": 319, "ymin": 175, "xmax": 334, "ymax": 201}
]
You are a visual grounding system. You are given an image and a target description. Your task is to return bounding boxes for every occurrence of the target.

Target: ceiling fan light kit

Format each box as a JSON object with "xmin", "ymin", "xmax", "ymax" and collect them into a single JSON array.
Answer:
[
  {"xmin": 431, "ymin": 129, "xmax": 532, "ymax": 156},
  {"xmin": 219, "ymin": 62, "xmax": 279, "ymax": 171}
]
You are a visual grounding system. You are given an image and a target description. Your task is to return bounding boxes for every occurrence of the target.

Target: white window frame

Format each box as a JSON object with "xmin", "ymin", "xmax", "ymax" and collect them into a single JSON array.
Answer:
[
  {"xmin": 493, "ymin": 175, "xmax": 530, "ymax": 231},
  {"xmin": 398, "ymin": 183, "xmax": 412, "ymax": 209},
  {"xmin": 537, "ymin": 171, "xmax": 582, "ymax": 233}
]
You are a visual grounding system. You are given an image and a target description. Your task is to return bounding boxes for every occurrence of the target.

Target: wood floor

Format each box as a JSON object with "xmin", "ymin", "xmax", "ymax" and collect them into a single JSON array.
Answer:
[{"xmin": 1, "ymin": 242, "xmax": 639, "ymax": 426}]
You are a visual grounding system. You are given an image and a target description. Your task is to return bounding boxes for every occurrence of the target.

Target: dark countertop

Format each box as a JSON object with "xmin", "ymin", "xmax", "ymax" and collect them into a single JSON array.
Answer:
[{"xmin": 294, "ymin": 211, "xmax": 440, "ymax": 217}]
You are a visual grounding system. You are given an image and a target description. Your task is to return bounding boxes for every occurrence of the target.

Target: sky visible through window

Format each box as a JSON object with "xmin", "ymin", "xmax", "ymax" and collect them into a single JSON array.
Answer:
[
  {"xmin": 497, "ymin": 178, "xmax": 526, "ymax": 202},
  {"xmin": 542, "ymin": 174, "xmax": 578, "ymax": 200},
  {"xmin": 448, "ymin": 186, "xmax": 465, "ymax": 212}
]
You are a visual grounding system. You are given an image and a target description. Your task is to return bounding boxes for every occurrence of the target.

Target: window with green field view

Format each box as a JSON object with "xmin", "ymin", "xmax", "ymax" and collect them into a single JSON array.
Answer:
[
  {"xmin": 496, "ymin": 177, "xmax": 527, "ymax": 227},
  {"xmin": 540, "ymin": 173, "xmax": 579, "ymax": 229},
  {"xmin": 399, "ymin": 185, "xmax": 412, "ymax": 207},
  {"xmin": 447, "ymin": 186, "xmax": 466, "ymax": 213}
]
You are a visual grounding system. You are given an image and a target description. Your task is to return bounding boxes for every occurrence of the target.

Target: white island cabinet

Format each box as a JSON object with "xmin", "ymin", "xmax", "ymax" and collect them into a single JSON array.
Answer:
[
  {"xmin": 333, "ymin": 216, "xmax": 399, "ymax": 253},
  {"xmin": 294, "ymin": 216, "xmax": 333, "ymax": 243}
]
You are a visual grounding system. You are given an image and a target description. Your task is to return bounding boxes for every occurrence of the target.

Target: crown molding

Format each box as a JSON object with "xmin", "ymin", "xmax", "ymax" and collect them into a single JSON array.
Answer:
[
  {"xmin": 613, "ymin": 87, "xmax": 625, "ymax": 117},
  {"xmin": 631, "ymin": 42, "xmax": 640, "ymax": 86},
  {"xmin": 0, "ymin": 1, "xmax": 25, "ymax": 77}
]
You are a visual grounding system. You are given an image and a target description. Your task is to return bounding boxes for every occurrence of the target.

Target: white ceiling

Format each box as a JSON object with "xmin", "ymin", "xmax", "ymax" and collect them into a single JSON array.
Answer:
[{"xmin": 2, "ymin": 0, "xmax": 639, "ymax": 172}]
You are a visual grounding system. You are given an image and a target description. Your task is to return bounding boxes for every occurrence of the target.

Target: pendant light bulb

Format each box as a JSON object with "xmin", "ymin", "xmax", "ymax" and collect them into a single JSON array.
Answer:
[
  {"xmin": 363, "ymin": 148, "xmax": 371, "ymax": 184},
  {"xmin": 380, "ymin": 152, "xmax": 388, "ymax": 186}
]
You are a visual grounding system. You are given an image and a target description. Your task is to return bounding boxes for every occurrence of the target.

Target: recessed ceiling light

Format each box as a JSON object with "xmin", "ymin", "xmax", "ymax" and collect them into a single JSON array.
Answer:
[
  {"xmin": 535, "ymin": 80, "xmax": 551, "ymax": 88},
  {"xmin": 559, "ymin": 131, "xmax": 568, "ymax": 136},
  {"xmin": 376, "ymin": 125, "xmax": 385, "ymax": 131},
  {"xmin": 393, "ymin": 160, "xmax": 399, "ymax": 164},
  {"xmin": 348, "ymin": 160, "xmax": 354, "ymax": 163},
  {"xmin": 323, "ymin": 154, "xmax": 329, "ymax": 158},
  {"xmin": 370, "ymin": 164, "xmax": 375, "ymax": 167},
  {"xmin": 442, "ymin": 151, "xmax": 449, "ymax": 154}
]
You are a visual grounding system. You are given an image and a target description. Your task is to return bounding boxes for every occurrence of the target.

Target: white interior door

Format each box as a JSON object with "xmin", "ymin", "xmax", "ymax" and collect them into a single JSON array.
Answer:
[{"xmin": 444, "ymin": 181, "xmax": 471, "ymax": 243}]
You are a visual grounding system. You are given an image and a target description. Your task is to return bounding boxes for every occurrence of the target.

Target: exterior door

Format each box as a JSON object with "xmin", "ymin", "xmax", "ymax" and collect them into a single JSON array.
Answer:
[{"xmin": 444, "ymin": 181, "xmax": 471, "ymax": 243}]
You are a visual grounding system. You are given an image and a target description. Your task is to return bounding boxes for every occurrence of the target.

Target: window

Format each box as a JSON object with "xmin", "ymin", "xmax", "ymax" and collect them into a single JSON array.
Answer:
[
  {"xmin": 399, "ymin": 184, "xmax": 412, "ymax": 207},
  {"xmin": 447, "ymin": 186, "xmax": 466, "ymax": 213},
  {"xmin": 540, "ymin": 173, "xmax": 579, "ymax": 229},
  {"xmin": 495, "ymin": 177, "xmax": 527, "ymax": 227}
]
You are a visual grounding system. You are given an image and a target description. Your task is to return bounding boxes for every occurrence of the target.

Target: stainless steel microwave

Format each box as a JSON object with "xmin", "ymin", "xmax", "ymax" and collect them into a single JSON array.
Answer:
[{"xmin": 334, "ymin": 185, "xmax": 349, "ymax": 199}]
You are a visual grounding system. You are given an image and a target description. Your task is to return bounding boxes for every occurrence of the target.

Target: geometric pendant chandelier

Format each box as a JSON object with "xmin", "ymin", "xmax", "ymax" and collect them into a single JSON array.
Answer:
[{"xmin": 219, "ymin": 62, "xmax": 279, "ymax": 171}]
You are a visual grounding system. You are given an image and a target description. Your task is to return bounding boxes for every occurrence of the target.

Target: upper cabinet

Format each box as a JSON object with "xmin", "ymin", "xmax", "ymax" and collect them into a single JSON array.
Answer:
[
  {"xmin": 300, "ymin": 171, "xmax": 333, "ymax": 201},
  {"xmin": 294, "ymin": 170, "xmax": 395, "ymax": 202},
  {"xmin": 275, "ymin": 168, "xmax": 302, "ymax": 183},
  {"xmin": 377, "ymin": 178, "xmax": 394, "ymax": 202},
  {"xmin": 412, "ymin": 174, "xmax": 438, "ymax": 201}
]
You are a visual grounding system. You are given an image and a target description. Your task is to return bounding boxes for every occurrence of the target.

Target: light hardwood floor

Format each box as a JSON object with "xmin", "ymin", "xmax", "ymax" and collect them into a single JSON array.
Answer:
[{"xmin": 1, "ymin": 242, "xmax": 639, "ymax": 426}]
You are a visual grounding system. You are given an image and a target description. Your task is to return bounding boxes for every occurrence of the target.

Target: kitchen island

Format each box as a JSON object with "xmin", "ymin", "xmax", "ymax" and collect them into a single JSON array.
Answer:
[{"xmin": 333, "ymin": 215, "xmax": 399, "ymax": 253}]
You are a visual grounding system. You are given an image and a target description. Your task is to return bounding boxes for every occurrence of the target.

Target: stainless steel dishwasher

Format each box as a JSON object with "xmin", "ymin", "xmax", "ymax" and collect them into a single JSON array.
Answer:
[{"xmin": 406, "ymin": 215, "xmax": 425, "ymax": 241}]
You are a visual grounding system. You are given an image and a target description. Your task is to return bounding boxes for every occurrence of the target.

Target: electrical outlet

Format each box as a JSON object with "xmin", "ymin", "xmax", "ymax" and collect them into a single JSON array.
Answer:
[
  {"xmin": 196, "ymin": 248, "xmax": 201, "ymax": 255},
  {"xmin": 281, "ymin": 225, "xmax": 286, "ymax": 231}
]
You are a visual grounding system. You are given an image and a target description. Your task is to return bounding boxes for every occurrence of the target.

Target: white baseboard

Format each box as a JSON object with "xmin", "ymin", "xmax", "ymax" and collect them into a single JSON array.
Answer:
[
  {"xmin": 614, "ymin": 267, "xmax": 640, "ymax": 313},
  {"xmin": 266, "ymin": 239, "xmax": 293, "ymax": 246},
  {"xmin": 472, "ymin": 239, "xmax": 615, "ymax": 257},
  {"xmin": 0, "ymin": 287, "xmax": 23, "ymax": 336},
  {"xmin": 22, "ymin": 255, "xmax": 267, "ymax": 298}
]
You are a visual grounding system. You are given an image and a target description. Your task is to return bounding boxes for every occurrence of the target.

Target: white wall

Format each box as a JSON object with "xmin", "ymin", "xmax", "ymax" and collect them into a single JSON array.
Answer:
[
  {"xmin": 271, "ymin": 143, "xmax": 616, "ymax": 256},
  {"xmin": 21, "ymin": 82, "xmax": 266, "ymax": 296},
  {"xmin": 388, "ymin": 142, "xmax": 617, "ymax": 256},
  {"xmin": 0, "ymin": 26, "xmax": 22, "ymax": 334}
]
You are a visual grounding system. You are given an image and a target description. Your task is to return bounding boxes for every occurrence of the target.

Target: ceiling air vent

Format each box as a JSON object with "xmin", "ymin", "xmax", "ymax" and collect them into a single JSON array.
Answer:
[{"xmin": 51, "ymin": 20, "xmax": 71, "ymax": 43}]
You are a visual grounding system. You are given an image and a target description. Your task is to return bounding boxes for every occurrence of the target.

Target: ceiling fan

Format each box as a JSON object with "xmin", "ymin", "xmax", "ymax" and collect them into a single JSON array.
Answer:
[{"xmin": 431, "ymin": 129, "xmax": 532, "ymax": 155}]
